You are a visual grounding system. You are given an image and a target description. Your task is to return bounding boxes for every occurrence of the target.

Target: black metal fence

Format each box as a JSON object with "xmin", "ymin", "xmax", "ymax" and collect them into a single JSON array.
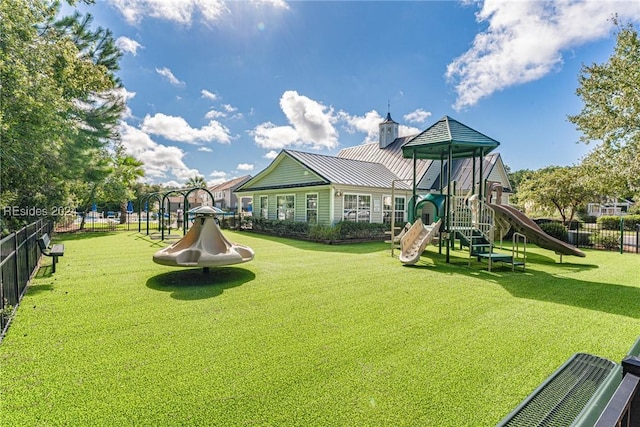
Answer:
[
  {"xmin": 1, "ymin": 219, "xmax": 52, "ymax": 336},
  {"xmin": 568, "ymin": 220, "xmax": 640, "ymax": 254},
  {"xmin": 55, "ymin": 212, "xmax": 246, "ymax": 234}
]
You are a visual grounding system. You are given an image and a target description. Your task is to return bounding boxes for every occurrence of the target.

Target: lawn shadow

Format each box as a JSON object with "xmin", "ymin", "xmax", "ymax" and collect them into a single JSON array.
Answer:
[
  {"xmin": 56, "ymin": 231, "xmax": 117, "ymax": 241},
  {"xmin": 489, "ymin": 271, "xmax": 639, "ymax": 319},
  {"xmin": 34, "ymin": 265, "xmax": 54, "ymax": 277},
  {"xmin": 146, "ymin": 267, "xmax": 255, "ymax": 300},
  {"xmin": 241, "ymin": 231, "xmax": 388, "ymax": 254},
  {"xmin": 420, "ymin": 249, "xmax": 640, "ymax": 319},
  {"xmin": 25, "ymin": 283, "xmax": 55, "ymax": 295},
  {"xmin": 134, "ymin": 234, "xmax": 167, "ymax": 248}
]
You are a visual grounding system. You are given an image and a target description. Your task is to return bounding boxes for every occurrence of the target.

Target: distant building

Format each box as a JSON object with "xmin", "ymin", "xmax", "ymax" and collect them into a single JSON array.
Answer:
[
  {"xmin": 235, "ymin": 115, "xmax": 512, "ymax": 225},
  {"xmin": 210, "ymin": 175, "xmax": 252, "ymax": 211},
  {"xmin": 166, "ymin": 188, "xmax": 212, "ymax": 212},
  {"xmin": 587, "ymin": 198, "xmax": 635, "ymax": 217}
]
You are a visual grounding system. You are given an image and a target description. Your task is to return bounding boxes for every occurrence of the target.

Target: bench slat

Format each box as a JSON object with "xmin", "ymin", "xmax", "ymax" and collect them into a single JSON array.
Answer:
[
  {"xmin": 496, "ymin": 353, "xmax": 619, "ymax": 427},
  {"xmin": 37, "ymin": 233, "xmax": 65, "ymax": 273},
  {"xmin": 50, "ymin": 244, "xmax": 65, "ymax": 256}
]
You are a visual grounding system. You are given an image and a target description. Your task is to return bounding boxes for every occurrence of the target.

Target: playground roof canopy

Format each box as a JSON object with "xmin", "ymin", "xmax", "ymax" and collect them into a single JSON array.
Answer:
[{"xmin": 402, "ymin": 115, "xmax": 500, "ymax": 160}]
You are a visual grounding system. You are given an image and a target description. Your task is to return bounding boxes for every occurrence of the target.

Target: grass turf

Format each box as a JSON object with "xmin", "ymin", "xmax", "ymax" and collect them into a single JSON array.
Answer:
[{"xmin": 1, "ymin": 231, "xmax": 639, "ymax": 426}]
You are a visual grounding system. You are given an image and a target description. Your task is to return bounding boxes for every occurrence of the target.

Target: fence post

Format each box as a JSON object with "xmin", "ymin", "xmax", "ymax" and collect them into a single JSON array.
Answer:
[
  {"xmin": 14, "ymin": 232, "xmax": 19, "ymax": 303},
  {"xmin": 620, "ymin": 217, "xmax": 624, "ymax": 255},
  {"xmin": 636, "ymin": 224, "xmax": 639, "ymax": 254}
]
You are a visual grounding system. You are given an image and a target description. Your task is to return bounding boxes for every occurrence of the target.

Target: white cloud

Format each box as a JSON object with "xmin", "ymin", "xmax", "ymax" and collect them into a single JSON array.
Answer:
[
  {"xmin": 115, "ymin": 36, "xmax": 143, "ymax": 55},
  {"xmin": 156, "ymin": 67, "xmax": 185, "ymax": 86},
  {"xmin": 108, "ymin": 0, "xmax": 221, "ymax": 25},
  {"xmin": 208, "ymin": 177, "xmax": 227, "ymax": 187},
  {"xmin": 447, "ymin": 0, "xmax": 640, "ymax": 110},
  {"xmin": 250, "ymin": 121, "xmax": 300, "ymax": 150},
  {"xmin": 208, "ymin": 170, "xmax": 228, "ymax": 187},
  {"xmin": 210, "ymin": 170, "xmax": 227, "ymax": 178},
  {"xmin": 161, "ymin": 180, "xmax": 183, "ymax": 188},
  {"xmin": 251, "ymin": 91, "xmax": 338, "ymax": 150},
  {"xmin": 404, "ymin": 108, "xmax": 431, "ymax": 124},
  {"xmin": 237, "ymin": 163, "xmax": 254, "ymax": 171},
  {"xmin": 204, "ymin": 109, "xmax": 225, "ymax": 119},
  {"xmin": 201, "ymin": 89, "xmax": 218, "ymax": 100},
  {"xmin": 196, "ymin": 0, "xmax": 230, "ymax": 24},
  {"xmin": 116, "ymin": 87, "xmax": 137, "ymax": 119},
  {"xmin": 118, "ymin": 121, "xmax": 202, "ymax": 182},
  {"xmin": 254, "ymin": 0, "xmax": 289, "ymax": 9},
  {"xmin": 264, "ymin": 150, "xmax": 279, "ymax": 159},
  {"xmin": 198, "ymin": 147, "xmax": 213, "ymax": 152},
  {"xmin": 109, "ymin": 0, "xmax": 287, "ymax": 26},
  {"xmin": 141, "ymin": 113, "xmax": 232, "ymax": 144},
  {"xmin": 90, "ymin": 87, "xmax": 136, "ymax": 120},
  {"xmin": 222, "ymin": 104, "xmax": 237, "ymax": 113},
  {"xmin": 399, "ymin": 124, "xmax": 421, "ymax": 137},
  {"xmin": 339, "ymin": 110, "xmax": 383, "ymax": 145},
  {"xmin": 280, "ymin": 91, "xmax": 338, "ymax": 149},
  {"xmin": 204, "ymin": 104, "xmax": 243, "ymax": 120},
  {"xmin": 339, "ymin": 109, "xmax": 420, "ymax": 144}
]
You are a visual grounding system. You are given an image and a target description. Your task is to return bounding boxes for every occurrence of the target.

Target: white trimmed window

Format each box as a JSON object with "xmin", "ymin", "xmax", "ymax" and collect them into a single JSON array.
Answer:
[
  {"xmin": 259, "ymin": 195, "xmax": 268, "ymax": 219},
  {"xmin": 306, "ymin": 193, "xmax": 318, "ymax": 224},
  {"xmin": 343, "ymin": 194, "xmax": 371, "ymax": 222},
  {"xmin": 277, "ymin": 195, "xmax": 295, "ymax": 221},
  {"xmin": 383, "ymin": 195, "xmax": 406, "ymax": 224}
]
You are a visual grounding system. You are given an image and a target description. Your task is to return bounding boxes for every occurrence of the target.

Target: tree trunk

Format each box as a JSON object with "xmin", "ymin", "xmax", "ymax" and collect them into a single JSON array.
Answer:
[{"xmin": 120, "ymin": 201, "xmax": 127, "ymax": 224}]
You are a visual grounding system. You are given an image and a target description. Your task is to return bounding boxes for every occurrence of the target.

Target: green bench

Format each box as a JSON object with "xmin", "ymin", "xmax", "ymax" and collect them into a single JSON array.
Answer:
[
  {"xmin": 37, "ymin": 233, "xmax": 65, "ymax": 273},
  {"xmin": 496, "ymin": 338, "xmax": 640, "ymax": 427}
]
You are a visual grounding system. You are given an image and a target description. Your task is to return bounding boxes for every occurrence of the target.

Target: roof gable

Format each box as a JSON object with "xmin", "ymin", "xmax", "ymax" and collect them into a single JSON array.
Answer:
[
  {"xmin": 236, "ymin": 149, "xmax": 411, "ymax": 192},
  {"xmin": 236, "ymin": 151, "xmax": 328, "ymax": 192},
  {"xmin": 402, "ymin": 116, "xmax": 500, "ymax": 159},
  {"xmin": 418, "ymin": 153, "xmax": 512, "ymax": 192},
  {"xmin": 210, "ymin": 175, "xmax": 251, "ymax": 192},
  {"xmin": 286, "ymin": 150, "xmax": 409, "ymax": 189}
]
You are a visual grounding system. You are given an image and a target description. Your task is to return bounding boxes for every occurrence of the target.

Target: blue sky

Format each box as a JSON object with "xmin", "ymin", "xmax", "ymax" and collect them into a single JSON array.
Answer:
[{"xmin": 68, "ymin": 1, "xmax": 640, "ymax": 187}]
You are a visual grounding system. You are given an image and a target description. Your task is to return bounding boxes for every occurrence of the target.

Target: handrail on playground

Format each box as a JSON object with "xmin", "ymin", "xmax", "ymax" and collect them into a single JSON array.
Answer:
[{"xmin": 138, "ymin": 187, "xmax": 215, "ymax": 240}]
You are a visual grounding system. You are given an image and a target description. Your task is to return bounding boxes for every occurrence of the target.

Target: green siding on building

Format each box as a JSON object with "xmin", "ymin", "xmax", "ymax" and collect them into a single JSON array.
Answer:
[
  {"xmin": 248, "ymin": 187, "xmax": 333, "ymax": 225},
  {"xmin": 332, "ymin": 187, "xmax": 412, "ymax": 224},
  {"xmin": 243, "ymin": 156, "xmax": 327, "ymax": 190},
  {"xmin": 249, "ymin": 186, "xmax": 414, "ymax": 225}
]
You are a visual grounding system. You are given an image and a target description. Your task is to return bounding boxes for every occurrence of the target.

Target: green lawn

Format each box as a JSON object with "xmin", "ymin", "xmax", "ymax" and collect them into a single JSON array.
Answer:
[{"xmin": 1, "ymin": 231, "xmax": 639, "ymax": 426}]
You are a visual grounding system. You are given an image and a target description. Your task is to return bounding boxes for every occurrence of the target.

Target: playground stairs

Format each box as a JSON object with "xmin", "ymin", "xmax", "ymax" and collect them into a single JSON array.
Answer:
[
  {"xmin": 447, "ymin": 194, "xmax": 527, "ymax": 271},
  {"xmin": 458, "ymin": 229, "xmax": 525, "ymax": 271}
]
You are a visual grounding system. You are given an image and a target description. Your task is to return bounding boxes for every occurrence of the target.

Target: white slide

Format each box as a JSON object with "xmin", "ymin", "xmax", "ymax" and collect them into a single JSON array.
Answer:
[{"xmin": 399, "ymin": 218, "xmax": 442, "ymax": 265}]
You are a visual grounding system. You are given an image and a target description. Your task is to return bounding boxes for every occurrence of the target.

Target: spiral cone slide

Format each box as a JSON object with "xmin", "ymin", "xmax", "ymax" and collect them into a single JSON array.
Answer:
[{"xmin": 153, "ymin": 207, "xmax": 254, "ymax": 267}]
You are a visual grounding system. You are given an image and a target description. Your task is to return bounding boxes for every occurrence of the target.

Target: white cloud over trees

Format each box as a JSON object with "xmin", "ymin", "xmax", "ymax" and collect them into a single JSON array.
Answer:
[
  {"xmin": 141, "ymin": 113, "xmax": 232, "ymax": 144},
  {"xmin": 447, "ymin": 0, "xmax": 640, "ymax": 110},
  {"xmin": 251, "ymin": 90, "xmax": 338, "ymax": 150}
]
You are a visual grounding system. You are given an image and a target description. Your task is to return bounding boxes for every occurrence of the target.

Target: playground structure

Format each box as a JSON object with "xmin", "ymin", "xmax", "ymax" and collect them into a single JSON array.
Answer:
[
  {"xmin": 138, "ymin": 187, "xmax": 216, "ymax": 240},
  {"xmin": 398, "ymin": 116, "xmax": 585, "ymax": 270},
  {"xmin": 152, "ymin": 206, "xmax": 254, "ymax": 272},
  {"xmin": 398, "ymin": 193, "xmax": 445, "ymax": 265}
]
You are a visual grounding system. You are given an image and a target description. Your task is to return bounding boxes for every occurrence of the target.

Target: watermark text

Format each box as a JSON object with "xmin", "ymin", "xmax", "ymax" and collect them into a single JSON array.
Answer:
[{"xmin": 2, "ymin": 206, "xmax": 76, "ymax": 217}]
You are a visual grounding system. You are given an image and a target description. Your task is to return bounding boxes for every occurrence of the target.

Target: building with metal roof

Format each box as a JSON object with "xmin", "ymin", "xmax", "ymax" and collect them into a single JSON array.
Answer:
[
  {"xmin": 235, "ymin": 114, "xmax": 512, "ymax": 226},
  {"xmin": 209, "ymin": 175, "xmax": 252, "ymax": 211}
]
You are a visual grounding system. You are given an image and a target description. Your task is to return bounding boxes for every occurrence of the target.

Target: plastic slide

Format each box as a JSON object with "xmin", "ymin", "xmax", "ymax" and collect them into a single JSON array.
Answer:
[
  {"xmin": 489, "ymin": 203, "xmax": 585, "ymax": 257},
  {"xmin": 153, "ymin": 206, "xmax": 254, "ymax": 268},
  {"xmin": 399, "ymin": 218, "xmax": 442, "ymax": 265}
]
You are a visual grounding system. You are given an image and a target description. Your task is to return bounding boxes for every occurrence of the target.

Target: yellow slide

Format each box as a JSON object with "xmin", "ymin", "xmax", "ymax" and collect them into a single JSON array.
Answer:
[{"xmin": 399, "ymin": 218, "xmax": 442, "ymax": 265}]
